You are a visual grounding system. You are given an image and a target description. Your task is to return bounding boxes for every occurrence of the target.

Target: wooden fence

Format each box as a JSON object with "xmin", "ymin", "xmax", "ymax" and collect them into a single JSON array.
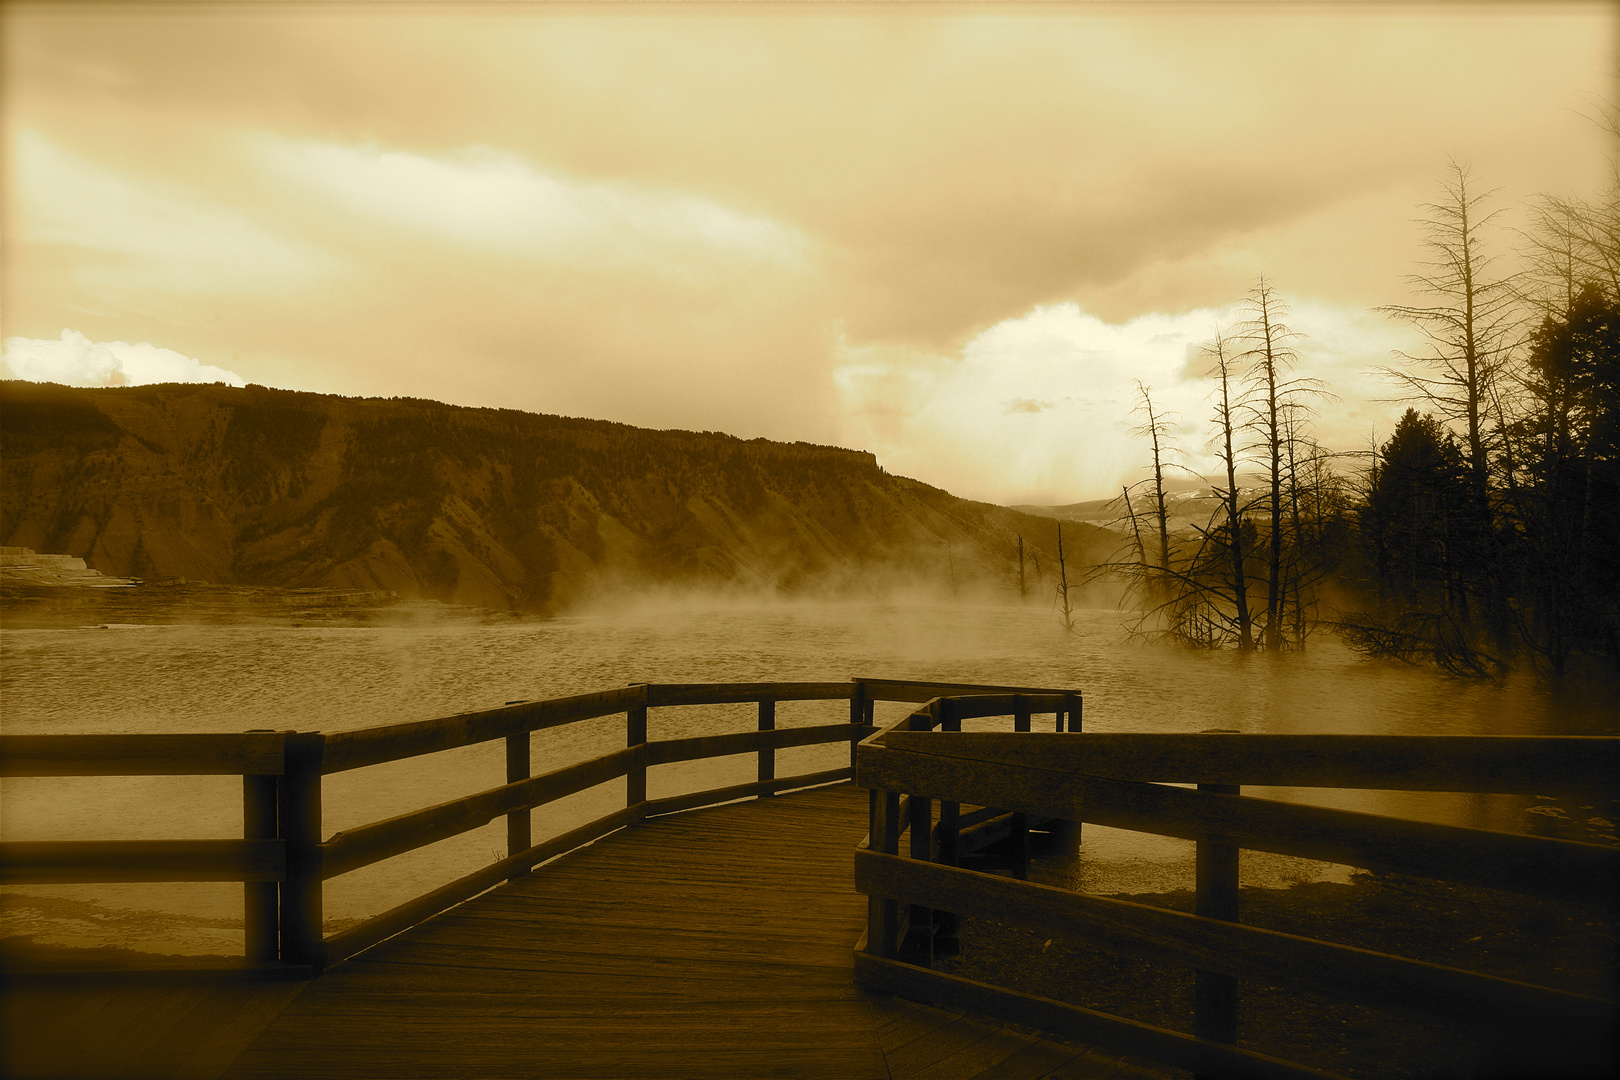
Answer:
[
  {"xmin": 853, "ymin": 697, "xmax": 1619, "ymax": 1080},
  {"xmin": 0, "ymin": 677, "xmax": 1078, "ymax": 974}
]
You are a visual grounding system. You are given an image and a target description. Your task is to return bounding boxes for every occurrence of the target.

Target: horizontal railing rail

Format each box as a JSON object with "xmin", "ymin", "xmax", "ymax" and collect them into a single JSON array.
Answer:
[
  {"xmin": 853, "ymin": 849, "xmax": 1613, "ymax": 1043},
  {"xmin": 850, "ymin": 678, "xmax": 1080, "ymax": 704},
  {"xmin": 642, "ymin": 681, "xmax": 854, "ymax": 707},
  {"xmin": 318, "ymin": 747, "xmax": 640, "ymax": 880},
  {"xmin": 644, "ymin": 721, "xmax": 865, "ymax": 766},
  {"xmin": 0, "ymin": 839, "xmax": 286, "ymax": 884},
  {"xmin": 320, "ymin": 686, "xmax": 647, "ymax": 774},
  {"xmin": 1, "ymin": 727, "xmax": 298, "ymax": 970},
  {"xmin": 862, "ymin": 737, "xmax": 1619, "ymax": 905},
  {"xmin": 0, "ymin": 732, "xmax": 288, "ymax": 776},
  {"xmin": 880, "ymin": 730, "xmax": 1620, "ymax": 793},
  {"xmin": 0, "ymin": 676, "xmax": 1074, "ymax": 976},
  {"xmin": 853, "ymin": 709, "xmax": 1619, "ymax": 1080}
]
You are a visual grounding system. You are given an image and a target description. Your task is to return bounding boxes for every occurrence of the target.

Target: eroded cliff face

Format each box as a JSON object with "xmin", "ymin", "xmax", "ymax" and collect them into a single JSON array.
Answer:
[{"xmin": 1, "ymin": 382, "xmax": 1106, "ymax": 610}]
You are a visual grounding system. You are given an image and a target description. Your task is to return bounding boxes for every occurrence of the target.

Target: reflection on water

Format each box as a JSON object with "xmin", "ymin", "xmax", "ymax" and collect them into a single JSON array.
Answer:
[{"xmin": 2, "ymin": 602, "xmax": 1611, "ymax": 953}]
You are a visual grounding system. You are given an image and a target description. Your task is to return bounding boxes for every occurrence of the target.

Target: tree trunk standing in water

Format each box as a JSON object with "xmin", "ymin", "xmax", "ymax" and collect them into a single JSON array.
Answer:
[
  {"xmin": 1235, "ymin": 277, "xmax": 1306, "ymax": 652},
  {"xmin": 1284, "ymin": 414, "xmax": 1316, "ymax": 648},
  {"xmin": 1132, "ymin": 382, "xmax": 1176, "ymax": 576},
  {"xmin": 1205, "ymin": 333, "xmax": 1254, "ymax": 651},
  {"xmin": 1055, "ymin": 523, "xmax": 1075, "ymax": 631},
  {"xmin": 1378, "ymin": 163, "xmax": 1519, "ymax": 657},
  {"xmin": 1017, "ymin": 534, "xmax": 1027, "ymax": 599},
  {"xmin": 1283, "ymin": 416, "xmax": 1344, "ymax": 650}
]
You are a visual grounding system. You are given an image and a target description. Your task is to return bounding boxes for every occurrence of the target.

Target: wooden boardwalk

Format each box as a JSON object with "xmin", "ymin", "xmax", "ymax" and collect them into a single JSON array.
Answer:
[
  {"xmin": 231, "ymin": 783, "xmax": 1165, "ymax": 1079},
  {"xmin": 9, "ymin": 687, "xmax": 1613, "ymax": 1079},
  {"xmin": 5, "ymin": 784, "xmax": 1167, "ymax": 1079}
]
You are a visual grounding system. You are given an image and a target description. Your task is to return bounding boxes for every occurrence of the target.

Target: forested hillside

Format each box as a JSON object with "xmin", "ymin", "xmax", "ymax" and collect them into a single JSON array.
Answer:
[{"xmin": 0, "ymin": 382, "xmax": 1105, "ymax": 610}]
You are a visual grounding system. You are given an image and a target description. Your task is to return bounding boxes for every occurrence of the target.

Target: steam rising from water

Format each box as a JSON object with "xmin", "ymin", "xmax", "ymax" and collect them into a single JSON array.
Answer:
[{"xmin": 2, "ymin": 601, "xmax": 1608, "ymax": 954}]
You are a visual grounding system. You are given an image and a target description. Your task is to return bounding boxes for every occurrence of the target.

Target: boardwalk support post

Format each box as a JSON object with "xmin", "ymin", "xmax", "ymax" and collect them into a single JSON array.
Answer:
[
  {"xmin": 849, "ymin": 680, "xmax": 868, "ymax": 769},
  {"xmin": 243, "ymin": 729, "xmax": 279, "ymax": 963},
  {"xmin": 627, "ymin": 703, "xmax": 648, "ymax": 808},
  {"xmin": 758, "ymin": 698, "xmax": 776, "ymax": 792},
  {"xmin": 1055, "ymin": 692, "xmax": 1083, "ymax": 853},
  {"xmin": 280, "ymin": 730, "xmax": 326, "ymax": 970},
  {"xmin": 506, "ymin": 731, "xmax": 531, "ymax": 876},
  {"xmin": 905, "ymin": 792, "xmax": 933, "ymax": 958},
  {"xmin": 932, "ymin": 698, "xmax": 961, "ymax": 953},
  {"xmin": 868, "ymin": 788, "xmax": 903, "ymax": 958},
  {"xmin": 1195, "ymin": 729, "xmax": 1241, "ymax": 1076},
  {"xmin": 1011, "ymin": 695, "xmax": 1031, "ymax": 879}
]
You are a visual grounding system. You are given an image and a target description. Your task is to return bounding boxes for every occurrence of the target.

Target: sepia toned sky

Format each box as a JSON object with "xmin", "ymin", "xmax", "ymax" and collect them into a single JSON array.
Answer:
[{"xmin": 3, "ymin": 2, "xmax": 1614, "ymax": 502}]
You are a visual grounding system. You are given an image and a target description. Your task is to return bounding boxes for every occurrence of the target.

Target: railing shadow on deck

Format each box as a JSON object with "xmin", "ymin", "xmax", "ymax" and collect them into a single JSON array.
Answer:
[
  {"xmin": 853, "ymin": 697, "xmax": 1620, "ymax": 1080},
  {"xmin": 0, "ymin": 676, "xmax": 1079, "ymax": 978}
]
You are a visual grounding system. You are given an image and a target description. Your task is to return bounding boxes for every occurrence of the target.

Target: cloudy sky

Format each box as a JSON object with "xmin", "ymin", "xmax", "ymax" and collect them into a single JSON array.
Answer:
[{"xmin": 3, "ymin": 2, "xmax": 1613, "ymax": 503}]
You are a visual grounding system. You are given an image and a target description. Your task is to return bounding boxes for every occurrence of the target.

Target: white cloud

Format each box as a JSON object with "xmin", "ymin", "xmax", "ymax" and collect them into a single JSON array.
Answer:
[
  {"xmin": 834, "ymin": 301, "xmax": 1424, "ymax": 504},
  {"xmin": 257, "ymin": 137, "xmax": 812, "ymax": 281},
  {"xmin": 1, "ymin": 330, "xmax": 247, "ymax": 388},
  {"xmin": 12, "ymin": 130, "xmax": 340, "ymax": 297}
]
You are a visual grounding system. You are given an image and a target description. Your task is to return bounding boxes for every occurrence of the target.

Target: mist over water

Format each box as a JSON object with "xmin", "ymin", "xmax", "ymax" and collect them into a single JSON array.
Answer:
[{"xmin": 2, "ymin": 600, "xmax": 1610, "ymax": 955}]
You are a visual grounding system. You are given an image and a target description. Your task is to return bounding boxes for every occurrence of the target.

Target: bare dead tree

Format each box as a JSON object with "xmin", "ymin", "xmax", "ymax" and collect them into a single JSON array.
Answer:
[
  {"xmin": 1131, "ymin": 381, "xmax": 1181, "ymax": 575},
  {"xmin": 1233, "ymin": 276, "xmax": 1316, "ymax": 650},
  {"xmin": 1376, "ymin": 161, "xmax": 1520, "ymax": 652},
  {"xmin": 1281, "ymin": 412, "xmax": 1345, "ymax": 649},
  {"xmin": 1203, "ymin": 331, "xmax": 1254, "ymax": 650},
  {"xmin": 1521, "ymin": 194, "xmax": 1616, "ymax": 318},
  {"xmin": 1054, "ymin": 522, "xmax": 1075, "ymax": 631},
  {"xmin": 1120, "ymin": 484, "xmax": 1149, "ymax": 565},
  {"xmin": 1519, "ymin": 98, "xmax": 1620, "ymax": 313}
]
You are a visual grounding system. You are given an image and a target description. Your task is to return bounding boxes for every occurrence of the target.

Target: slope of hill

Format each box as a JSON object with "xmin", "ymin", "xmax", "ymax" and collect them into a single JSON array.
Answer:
[
  {"xmin": 1, "ymin": 382, "xmax": 1111, "ymax": 611},
  {"xmin": 1013, "ymin": 489, "xmax": 1232, "ymax": 534}
]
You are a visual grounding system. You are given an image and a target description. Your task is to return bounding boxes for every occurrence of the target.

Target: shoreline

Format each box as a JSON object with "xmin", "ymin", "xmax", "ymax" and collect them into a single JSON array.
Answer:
[{"xmin": 0, "ymin": 582, "xmax": 517, "ymax": 630}]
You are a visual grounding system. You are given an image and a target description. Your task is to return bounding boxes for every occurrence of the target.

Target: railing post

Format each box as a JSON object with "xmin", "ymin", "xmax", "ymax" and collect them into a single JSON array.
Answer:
[
  {"xmin": 905, "ymin": 793, "xmax": 933, "ymax": 958},
  {"xmin": 626, "ymin": 703, "xmax": 648, "ymax": 808},
  {"xmin": 1059, "ymin": 691, "xmax": 1083, "ymax": 733},
  {"xmin": 243, "ymin": 730, "xmax": 279, "ymax": 964},
  {"xmin": 932, "ymin": 699, "xmax": 960, "ymax": 953},
  {"xmin": 1195, "ymin": 728, "xmax": 1241, "ymax": 1076},
  {"xmin": 1057, "ymin": 692, "xmax": 1083, "ymax": 852},
  {"xmin": 505, "ymin": 731, "xmax": 531, "ymax": 876},
  {"xmin": 935, "ymin": 703, "xmax": 961, "ymax": 865},
  {"xmin": 848, "ymin": 680, "xmax": 868, "ymax": 770},
  {"xmin": 279, "ymin": 730, "xmax": 325, "ymax": 970},
  {"xmin": 1011, "ymin": 695, "xmax": 1031, "ymax": 879},
  {"xmin": 867, "ymin": 788, "xmax": 903, "ymax": 958},
  {"xmin": 757, "ymin": 698, "xmax": 776, "ymax": 792}
]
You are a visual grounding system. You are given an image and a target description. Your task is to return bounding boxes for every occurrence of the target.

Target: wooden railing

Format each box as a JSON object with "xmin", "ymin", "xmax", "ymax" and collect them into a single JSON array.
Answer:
[
  {"xmin": 0, "ymin": 676, "xmax": 1078, "ymax": 974},
  {"xmin": 0, "ymin": 730, "xmax": 297, "ymax": 968},
  {"xmin": 853, "ymin": 701, "xmax": 1620, "ymax": 1080}
]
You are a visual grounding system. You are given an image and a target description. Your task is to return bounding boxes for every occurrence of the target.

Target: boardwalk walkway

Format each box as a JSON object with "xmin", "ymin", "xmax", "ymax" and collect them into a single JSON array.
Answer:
[{"xmin": 6, "ymin": 784, "xmax": 1166, "ymax": 1079}]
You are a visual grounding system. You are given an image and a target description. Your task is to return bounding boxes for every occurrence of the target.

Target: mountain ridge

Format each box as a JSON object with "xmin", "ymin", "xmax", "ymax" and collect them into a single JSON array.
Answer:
[{"xmin": 1, "ymin": 381, "xmax": 1110, "ymax": 611}]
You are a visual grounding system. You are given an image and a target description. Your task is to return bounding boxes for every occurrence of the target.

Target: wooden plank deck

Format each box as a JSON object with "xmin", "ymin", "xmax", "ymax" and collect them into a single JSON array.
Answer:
[
  {"xmin": 5, "ymin": 784, "xmax": 1170, "ymax": 1079},
  {"xmin": 1, "ymin": 976, "xmax": 307, "ymax": 1079}
]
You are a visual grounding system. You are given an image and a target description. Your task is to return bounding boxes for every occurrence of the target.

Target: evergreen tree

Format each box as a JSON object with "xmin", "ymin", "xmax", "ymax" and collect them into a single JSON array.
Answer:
[{"xmin": 1511, "ymin": 285, "xmax": 1620, "ymax": 672}]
